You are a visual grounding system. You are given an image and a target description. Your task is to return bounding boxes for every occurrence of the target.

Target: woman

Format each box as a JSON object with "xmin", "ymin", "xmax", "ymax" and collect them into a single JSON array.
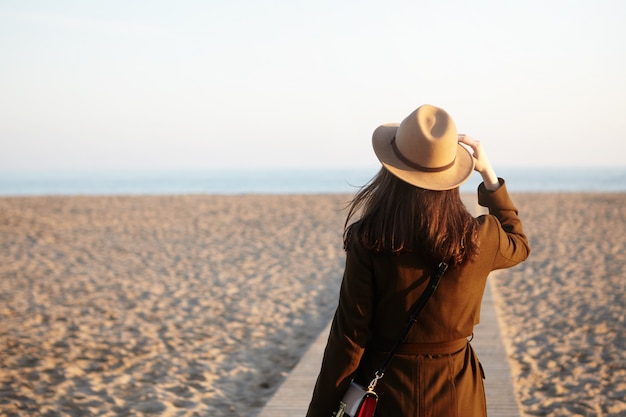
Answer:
[{"xmin": 306, "ymin": 104, "xmax": 530, "ymax": 417}]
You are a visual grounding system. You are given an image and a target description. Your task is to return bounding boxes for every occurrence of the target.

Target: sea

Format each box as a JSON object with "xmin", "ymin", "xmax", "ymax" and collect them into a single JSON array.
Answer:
[{"xmin": 0, "ymin": 167, "xmax": 625, "ymax": 196}]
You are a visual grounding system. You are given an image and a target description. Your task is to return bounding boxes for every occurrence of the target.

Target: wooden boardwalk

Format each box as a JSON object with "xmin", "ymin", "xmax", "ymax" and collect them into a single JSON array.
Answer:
[{"xmin": 257, "ymin": 279, "xmax": 520, "ymax": 417}]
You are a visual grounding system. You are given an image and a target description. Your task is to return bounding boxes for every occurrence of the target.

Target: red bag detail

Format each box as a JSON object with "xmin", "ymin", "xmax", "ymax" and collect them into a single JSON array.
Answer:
[{"xmin": 356, "ymin": 394, "xmax": 377, "ymax": 417}]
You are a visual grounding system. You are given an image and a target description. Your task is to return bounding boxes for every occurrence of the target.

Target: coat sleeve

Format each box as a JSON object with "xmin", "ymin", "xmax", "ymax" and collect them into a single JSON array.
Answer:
[
  {"xmin": 306, "ymin": 236, "xmax": 376, "ymax": 417},
  {"xmin": 477, "ymin": 178, "xmax": 531, "ymax": 270}
]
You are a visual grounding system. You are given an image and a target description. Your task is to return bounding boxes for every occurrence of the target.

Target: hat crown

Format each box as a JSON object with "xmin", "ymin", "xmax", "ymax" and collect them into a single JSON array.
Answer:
[{"xmin": 395, "ymin": 105, "xmax": 458, "ymax": 169}]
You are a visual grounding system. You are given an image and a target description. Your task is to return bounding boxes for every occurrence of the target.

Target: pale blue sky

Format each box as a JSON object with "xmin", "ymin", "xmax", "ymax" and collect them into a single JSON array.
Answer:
[{"xmin": 1, "ymin": 0, "xmax": 625, "ymax": 171}]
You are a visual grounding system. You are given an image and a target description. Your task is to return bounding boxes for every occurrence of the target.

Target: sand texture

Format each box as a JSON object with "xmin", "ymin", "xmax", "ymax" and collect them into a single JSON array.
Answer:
[
  {"xmin": 0, "ymin": 194, "xmax": 349, "ymax": 416},
  {"xmin": 492, "ymin": 193, "xmax": 626, "ymax": 416},
  {"xmin": 1, "ymin": 192, "xmax": 625, "ymax": 416}
]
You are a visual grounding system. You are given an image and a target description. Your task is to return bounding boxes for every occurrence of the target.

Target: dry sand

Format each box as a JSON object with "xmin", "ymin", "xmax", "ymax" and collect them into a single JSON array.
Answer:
[
  {"xmin": 491, "ymin": 193, "xmax": 626, "ymax": 417},
  {"xmin": 1, "ymin": 192, "xmax": 625, "ymax": 416},
  {"xmin": 0, "ymin": 194, "xmax": 349, "ymax": 416}
]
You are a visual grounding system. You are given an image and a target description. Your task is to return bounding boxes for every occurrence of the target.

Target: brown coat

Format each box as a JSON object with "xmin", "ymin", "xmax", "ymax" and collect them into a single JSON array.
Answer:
[{"xmin": 306, "ymin": 180, "xmax": 530, "ymax": 417}]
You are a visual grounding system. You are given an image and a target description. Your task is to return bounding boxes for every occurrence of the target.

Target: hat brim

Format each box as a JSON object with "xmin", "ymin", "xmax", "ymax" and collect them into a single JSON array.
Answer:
[{"xmin": 372, "ymin": 124, "xmax": 475, "ymax": 191}]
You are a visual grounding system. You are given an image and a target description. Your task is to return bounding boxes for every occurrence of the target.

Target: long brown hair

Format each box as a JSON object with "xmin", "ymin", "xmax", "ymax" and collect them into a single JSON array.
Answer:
[{"xmin": 344, "ymin": 168, "xmax": 479, "ymax": 266}]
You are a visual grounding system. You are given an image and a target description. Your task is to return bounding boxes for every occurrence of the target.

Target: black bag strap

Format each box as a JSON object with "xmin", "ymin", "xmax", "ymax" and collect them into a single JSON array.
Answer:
[{"xmin": 367, "ymin": 261, "xmax": 448, "ymax": 390}]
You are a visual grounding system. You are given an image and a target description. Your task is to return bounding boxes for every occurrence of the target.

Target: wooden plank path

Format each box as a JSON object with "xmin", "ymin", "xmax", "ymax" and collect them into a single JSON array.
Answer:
[{"xmin": 257, "ymin": 196, "xmax": 520, "ymax": 417}]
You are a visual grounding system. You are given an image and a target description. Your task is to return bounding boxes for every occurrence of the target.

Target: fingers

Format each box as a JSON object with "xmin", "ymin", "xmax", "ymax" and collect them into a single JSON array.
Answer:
[
  {"xmin": 458, "ymin": 134, "xmax": 492, "ymax": 174},
  {"xmin": 458, "ymin": 134, "xmax": 478, "ymax": 157},
  {"xmin": 458, "ymin": 133, "xmax": 479, "ymax": 148}
]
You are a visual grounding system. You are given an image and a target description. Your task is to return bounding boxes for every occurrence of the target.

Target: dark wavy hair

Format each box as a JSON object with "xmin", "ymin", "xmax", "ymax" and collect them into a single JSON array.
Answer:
[{"xmin": 344, "ymin": 168, "xmax": 479, "ymax": 266}]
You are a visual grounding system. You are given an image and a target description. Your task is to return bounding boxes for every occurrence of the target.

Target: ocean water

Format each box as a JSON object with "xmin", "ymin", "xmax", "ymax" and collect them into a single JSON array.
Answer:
[{"xmin": 0, "ymin": 167, "xmax": 624, "ymax": 196}]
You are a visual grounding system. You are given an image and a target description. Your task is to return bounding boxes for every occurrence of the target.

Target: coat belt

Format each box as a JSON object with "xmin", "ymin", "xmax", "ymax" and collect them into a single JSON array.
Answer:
[{"xmin": 373, "ymin": 337, "xmax": 469, "ymax": 355}]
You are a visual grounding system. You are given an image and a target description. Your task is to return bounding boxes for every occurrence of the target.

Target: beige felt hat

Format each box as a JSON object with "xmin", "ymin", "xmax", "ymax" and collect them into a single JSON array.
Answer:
[{"xmin": 372, "ymin": 104, "xmax": 475, "ymax": 190}]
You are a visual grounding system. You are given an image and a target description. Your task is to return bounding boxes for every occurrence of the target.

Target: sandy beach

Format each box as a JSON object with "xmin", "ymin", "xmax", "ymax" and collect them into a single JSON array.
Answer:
[
  {"xmin": 491, "ymin": 193, "xmax": 626, "ymax": 416},
  {"xmin": 1, "ymin": 192, "xmax": 625, "ymax": 416}
]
